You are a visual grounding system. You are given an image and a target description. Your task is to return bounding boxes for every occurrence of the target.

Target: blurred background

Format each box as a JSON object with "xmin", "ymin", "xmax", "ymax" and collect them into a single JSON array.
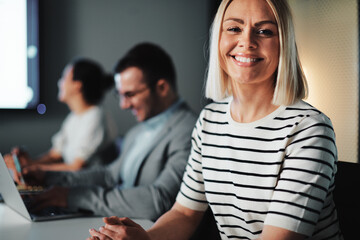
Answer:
[
  {"xmin": 0, "ymin": 0, "xmax": 358, "ymax": 163},
  {"xmin": 0, "ymin": 0, "xmax": 219, "ymax": 157}
]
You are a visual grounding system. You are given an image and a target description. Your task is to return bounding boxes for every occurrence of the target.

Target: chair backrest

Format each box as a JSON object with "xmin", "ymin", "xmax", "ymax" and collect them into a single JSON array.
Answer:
[
  {"xmin": 190, "ymin": 207, "xmax": 221, "ymax": 240},
  {"xmin": 333, "ymin": 160, "xmax": 360, "ymax": 239}
]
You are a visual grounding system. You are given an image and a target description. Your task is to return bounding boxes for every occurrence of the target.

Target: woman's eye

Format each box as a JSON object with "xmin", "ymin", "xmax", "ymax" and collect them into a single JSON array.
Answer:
[
  {"xmin": 227, "ymin": 27, "xmax": 241, "ymax": 33},
  {"xmin": 258, "ymin": 29, "xmax": 274, "ymax": 36}
]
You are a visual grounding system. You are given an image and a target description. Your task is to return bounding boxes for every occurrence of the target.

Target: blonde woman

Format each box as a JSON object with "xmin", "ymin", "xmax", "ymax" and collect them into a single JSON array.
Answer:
[{"xmin": 88, "ymin": 0, "xmax": 342, "ymax": 239}]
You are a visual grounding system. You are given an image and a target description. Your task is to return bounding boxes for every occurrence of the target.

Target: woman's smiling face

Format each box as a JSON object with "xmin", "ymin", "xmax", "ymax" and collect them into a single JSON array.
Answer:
[{"xmin": 219, "ymin": 0, "xmax": 280, "ymax": 86}]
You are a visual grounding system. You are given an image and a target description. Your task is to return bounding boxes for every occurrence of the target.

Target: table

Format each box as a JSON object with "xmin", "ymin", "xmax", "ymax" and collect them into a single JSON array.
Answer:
[{"xmin": 0, "ymin": 203, "xmax": 153, "ymax": 240}]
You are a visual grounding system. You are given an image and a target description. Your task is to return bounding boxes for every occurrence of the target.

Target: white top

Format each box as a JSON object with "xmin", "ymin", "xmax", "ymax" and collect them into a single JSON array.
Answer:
[
  {"xmin": 176, "ymin": 97, "xmax": 342, "ymax": 239},
  {"xmin": 51, "ymin": 106, "xmax": 117, "ymax": 165}
]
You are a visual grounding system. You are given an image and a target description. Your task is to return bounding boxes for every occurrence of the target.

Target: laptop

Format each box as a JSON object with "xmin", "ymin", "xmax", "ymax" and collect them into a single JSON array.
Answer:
[{"xmin": 0, "ymin": 153, "xmax": 92, "ymax": 221}]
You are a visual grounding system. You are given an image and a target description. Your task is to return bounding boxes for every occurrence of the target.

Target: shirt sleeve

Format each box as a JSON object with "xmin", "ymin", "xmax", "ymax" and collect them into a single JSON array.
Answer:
[
  {"xmin": 264, "ymin": 114, "xmax": 338, "ymax": 236},
  {"xmin": 66, "ymin": 110, "xmax": 197, "ymax": 221},
  {"xmin": 176, "ymin": 113, "xmax": 209, "ymax": 211},
  {"xmin": 74, "ymin": 108, "xmax": 107, "ymax": 161}
]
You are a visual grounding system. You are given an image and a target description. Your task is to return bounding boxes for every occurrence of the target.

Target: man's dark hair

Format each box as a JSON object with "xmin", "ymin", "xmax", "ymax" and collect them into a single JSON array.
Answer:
[{"xmin": 114, "ymin": 42, "xmax": 177, "ymax": 91}]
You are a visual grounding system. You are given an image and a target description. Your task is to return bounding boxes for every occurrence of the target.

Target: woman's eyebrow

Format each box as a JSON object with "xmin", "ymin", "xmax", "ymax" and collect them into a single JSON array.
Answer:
[
  {"xmin": 223, "ymin": 18, "xmax": 277, "ymax": 27},
  {"xmin": 254, "ymin": 20, "xmax": 277, "ymax": 27},
  {"xmin": 223, "ymin": 18, "xmax": 244, "ymax": 24}
]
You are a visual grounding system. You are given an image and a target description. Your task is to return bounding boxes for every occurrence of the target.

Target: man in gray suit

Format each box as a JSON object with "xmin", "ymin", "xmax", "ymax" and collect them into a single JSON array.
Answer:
[{"xmin": 25, "ymin": 43, "xmax": 197, "ymax": 221}]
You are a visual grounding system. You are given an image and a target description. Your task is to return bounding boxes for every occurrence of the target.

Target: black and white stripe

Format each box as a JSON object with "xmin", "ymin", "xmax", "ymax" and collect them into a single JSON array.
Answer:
[{"xmin": 176, "ymin": 98, "xmax": 342, "ymax": 239}]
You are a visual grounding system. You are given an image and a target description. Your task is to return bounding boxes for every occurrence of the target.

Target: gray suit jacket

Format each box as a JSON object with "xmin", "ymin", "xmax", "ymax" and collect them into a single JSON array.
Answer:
[{"xmin": 45, "ymin": 102, "xmax": 197, "ymax": 221}]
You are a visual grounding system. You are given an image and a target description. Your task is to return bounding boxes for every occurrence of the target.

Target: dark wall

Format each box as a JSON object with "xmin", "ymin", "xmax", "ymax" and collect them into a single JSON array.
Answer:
[{"xmin": 0, "ymin": 0, "xmax": 214, "ymax": 156}]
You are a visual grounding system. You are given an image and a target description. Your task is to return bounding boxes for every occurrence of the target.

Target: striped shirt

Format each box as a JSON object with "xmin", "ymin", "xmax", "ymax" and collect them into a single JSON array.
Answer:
[{"xmin": 176, "ymin": 98, "xmax": 342, "ymax": 239}]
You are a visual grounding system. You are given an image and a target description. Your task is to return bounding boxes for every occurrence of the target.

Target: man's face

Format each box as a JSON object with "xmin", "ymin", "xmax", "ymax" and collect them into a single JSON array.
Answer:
[{"xmin": 115, "ymin": 67, "xmax": 160, "ymax": 122}]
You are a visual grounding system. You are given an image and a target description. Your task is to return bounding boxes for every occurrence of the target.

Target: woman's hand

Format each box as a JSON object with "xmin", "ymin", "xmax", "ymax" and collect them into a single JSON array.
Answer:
[
  {"xmin": 22, "ymin": 167, "xmax": 46, "ymax": 186},
  {"xmin": 3, "ymin": 153, "xmax": 22, "ymax": 184},
  {"xmin": 88, "ymin": 216, "xmax": 151, "ymax": 240},
  {"xmin": 23, "ymin": 164, "xmax": 42, "ymax": 173},
  {"xmin": 11, "ymin": 146, "xmax": 31, "ymax": 167}
]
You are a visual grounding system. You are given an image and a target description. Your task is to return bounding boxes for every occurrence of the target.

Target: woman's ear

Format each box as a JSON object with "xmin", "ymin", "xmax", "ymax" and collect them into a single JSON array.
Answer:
[
  {"xmin": 156, "ymin": 79, "xmax": 170, "ymax": 97},
  {"xmin": 73, "ymin": 79, "xmax": 83, "ymax": 92}
]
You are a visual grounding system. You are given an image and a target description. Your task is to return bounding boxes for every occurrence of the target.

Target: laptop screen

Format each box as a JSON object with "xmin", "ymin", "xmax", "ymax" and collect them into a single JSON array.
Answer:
[{"xmin": 0, "ymin": 153, "xmax": 32, "ymax": 220}]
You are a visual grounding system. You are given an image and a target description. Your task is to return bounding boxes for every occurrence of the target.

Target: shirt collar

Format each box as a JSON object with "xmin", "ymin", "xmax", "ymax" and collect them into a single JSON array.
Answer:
[{"xmin": 143, "ymin": 98, "xmax": 183, "ymax": 129}]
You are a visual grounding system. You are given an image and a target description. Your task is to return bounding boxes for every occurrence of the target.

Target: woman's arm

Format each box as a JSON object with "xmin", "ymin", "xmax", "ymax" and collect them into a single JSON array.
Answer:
[
  {"xmin": 31, "ymin": 157, "xmax": 85, "ymax": 171},
  {"xmin": 256, "ymin": 225, "xmax": 306, "ymax": 240},
  {"xmin": 148, "ymin": 207, "xmax": 306, "ymax": 240},
  {"xmin": 29, "ymin": 148, "xmax": 63, "ymax": 165},
  {"xmin": 88, "ymin": 202, "xmax": 205, "ymax": 240},
  {"xmin": 147, "ymin": 202, "xmax": 205, "ymax": 240}
]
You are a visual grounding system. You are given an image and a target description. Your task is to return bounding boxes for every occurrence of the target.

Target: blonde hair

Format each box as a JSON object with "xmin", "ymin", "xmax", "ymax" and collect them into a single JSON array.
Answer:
[{"xmin": 205, "ymin": 0, "xmax": 308, "ymax": 106}]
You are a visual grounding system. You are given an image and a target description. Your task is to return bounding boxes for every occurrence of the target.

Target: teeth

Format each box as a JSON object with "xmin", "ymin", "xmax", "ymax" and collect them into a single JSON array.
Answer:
[{"xmin": 234, "ymin": 56, "xmax": 258, "ymax": 63}]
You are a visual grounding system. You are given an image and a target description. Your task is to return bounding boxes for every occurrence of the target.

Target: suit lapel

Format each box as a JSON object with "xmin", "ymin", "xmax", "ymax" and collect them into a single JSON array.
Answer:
[{"xmin": 131, "ymin": 102, "xmax": 188, "ymax": 185}]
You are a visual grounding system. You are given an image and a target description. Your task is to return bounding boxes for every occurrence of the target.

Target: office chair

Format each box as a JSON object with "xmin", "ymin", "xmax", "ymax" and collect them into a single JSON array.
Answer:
[
  {"xmin": 333, "ymin": 160, "xmax": 360, "ymax": 239},
  {"xmin": 190, "ymin": 207, "xmax": 221, "ymax": 240}
]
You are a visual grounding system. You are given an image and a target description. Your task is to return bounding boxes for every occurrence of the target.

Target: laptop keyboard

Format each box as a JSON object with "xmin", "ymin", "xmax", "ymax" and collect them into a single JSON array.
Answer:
[
  {"xmin": 31, "ymin": 206, "xmax": 74, "ymax": 217},
  {"xmin": 22, "ymin": 193, "xmax": 73, "ymax": 217}
]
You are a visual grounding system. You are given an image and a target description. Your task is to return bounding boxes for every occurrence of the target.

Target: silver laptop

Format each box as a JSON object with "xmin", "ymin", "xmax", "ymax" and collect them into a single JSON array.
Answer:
[{"xmin": 0, "ymin": 153, "xmax": 91, "ymax": 221}]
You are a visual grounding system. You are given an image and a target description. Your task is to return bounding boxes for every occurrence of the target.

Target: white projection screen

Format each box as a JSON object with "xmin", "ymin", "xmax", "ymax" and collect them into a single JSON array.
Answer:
[{"xmin": 0, "ymin": 0, "xmax": 39, "ymax": 109}]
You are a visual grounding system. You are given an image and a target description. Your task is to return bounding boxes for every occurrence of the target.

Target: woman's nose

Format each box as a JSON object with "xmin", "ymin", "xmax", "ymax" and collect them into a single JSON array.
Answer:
[
  {"xmin": 238, "ymin": 30, "xmax": 257, "ymax": 49},
  {"xmin": 57, "ymin": 78, "xmax": 63, "ymax": 88}
]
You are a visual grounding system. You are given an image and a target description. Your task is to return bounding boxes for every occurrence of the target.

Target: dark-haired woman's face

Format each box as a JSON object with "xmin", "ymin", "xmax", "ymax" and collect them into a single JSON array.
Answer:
[
  {"xmin": 57, "ymin": 65, "xmax": 80, "ymax": 103},
  {"xmin": 219, "ymin": 0, "xmax": 279, "ymax": 86}
]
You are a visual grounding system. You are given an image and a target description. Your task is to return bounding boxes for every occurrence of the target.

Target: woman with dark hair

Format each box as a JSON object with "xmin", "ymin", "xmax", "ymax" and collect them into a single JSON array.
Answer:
[{"xmin": 9, "ymin": 58, "xmax": 117, "ymax": 172}]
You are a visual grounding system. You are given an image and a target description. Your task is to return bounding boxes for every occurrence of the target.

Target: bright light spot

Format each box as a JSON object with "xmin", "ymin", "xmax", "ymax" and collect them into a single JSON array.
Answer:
[
  {"xmin": 27, "ymin": 45, "xmax": 37, "ymax": 59},
  {"xmin": 37, "ymin": 104, "xmax": 46, "ymax": 114}
]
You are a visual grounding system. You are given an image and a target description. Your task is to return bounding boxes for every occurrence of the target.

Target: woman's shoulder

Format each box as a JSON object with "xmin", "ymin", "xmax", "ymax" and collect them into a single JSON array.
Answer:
[
  {"xmin": 202, "ymin": 97, "xmax": 231, "ymax": 113},
  {"xmin": 198, "ymin": 97, "xmax": 230, "ymax": 118},
  {"xmin": 287, "ymin": 100, "xmax": 333, "ymax": 126},
  {"xmin": 77, "ymin": 105, "xmax": 107, "ymax": 125},
  {"xmin": 84, "ymin": 105, "xmax": 105, "ymax": 117}
]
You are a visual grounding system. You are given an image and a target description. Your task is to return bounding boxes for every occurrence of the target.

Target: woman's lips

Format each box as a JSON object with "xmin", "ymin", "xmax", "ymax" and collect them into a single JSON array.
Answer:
[
  {"xmin": 231, "ymin": 54, "xmax": 264, "ymax": 66},
  {"xmin": 233, "ymin": 55, "xmax": 263, "ymax": 62}
]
